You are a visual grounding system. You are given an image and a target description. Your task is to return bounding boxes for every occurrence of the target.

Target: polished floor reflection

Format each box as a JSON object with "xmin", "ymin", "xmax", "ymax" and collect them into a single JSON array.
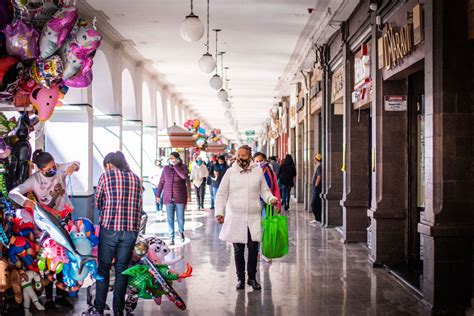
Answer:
[{"xmin": 34, "ymin": 192, "xmax": 430, "ymax": 316}]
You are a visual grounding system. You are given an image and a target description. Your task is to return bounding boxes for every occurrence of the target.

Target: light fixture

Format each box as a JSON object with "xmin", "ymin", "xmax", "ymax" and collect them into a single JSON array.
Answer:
[
  {"xmin": 224, "ymin": 110, "xmax": 232, "ymax": 120},
  {"xmin": 222, "ymin": 100, "xmax": 232, "ymax": 110},
  {"xmin": 180, "ymin": 0, "xmax": 204, "ymax": 43},
  {"xmin": 218, "ymin": 66, "xmax": 229, "ymax": 101},
  {"xmin": 198, "ymin": 0, "xmax": 216, "ymax": 73},
  {"xmin": 209, "ymin": 45, "xmax": 223, "ymax": 90}
]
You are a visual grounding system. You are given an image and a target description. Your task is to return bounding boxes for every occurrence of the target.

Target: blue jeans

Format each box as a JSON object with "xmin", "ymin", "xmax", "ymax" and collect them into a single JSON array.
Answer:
[
  {"xmin": 94, "ymin": 227, "xmax": 138, "ymax": 313},
  {"xmin": 152, "ymin": 188, "xmax": 163, "ymax": 212},
  {"xmin": 165, "ymin": 202, "xmax": 185, "ymax": 239},
  {"xmin": 209, "ymin": 185, "xmax": 216, "ymax": 208},
  {"xmin": 280, "ymin": 184, "xmax": 292, "ymax": 208}
]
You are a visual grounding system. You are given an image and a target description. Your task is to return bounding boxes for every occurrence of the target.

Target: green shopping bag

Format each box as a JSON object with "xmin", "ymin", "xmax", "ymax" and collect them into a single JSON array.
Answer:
[{"xmin": 262, "ymin": 205, "xmax": 289, "ymax": 259}]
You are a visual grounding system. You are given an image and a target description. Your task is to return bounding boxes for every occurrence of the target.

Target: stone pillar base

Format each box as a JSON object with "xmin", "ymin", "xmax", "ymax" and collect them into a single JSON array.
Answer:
[
  {"xmin": 341, "ymin": 200, "xmax": 369, "ymax": 243},
  {"xmin": 323, "ymin": 194, "xmax": 342, "ymax": 227}
]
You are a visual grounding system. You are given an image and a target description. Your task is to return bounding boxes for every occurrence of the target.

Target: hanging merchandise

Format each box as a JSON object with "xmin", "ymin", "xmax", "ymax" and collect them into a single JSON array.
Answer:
[
  {"xmin": 31, "ymin": 54, "xmax": 64, "ymax": 88},
  {"xmin": 4, "ymin": 20, "xmax": 40, "ymax": 61},
  {"xmin": 10, "ymin": 113, "xmax": 32, "ymax": 187},
  {"xmin": 39, "ymin": 6, "xmax": 78, "ymax": 59},
  {"xmin": 0, "ymin": 0, "xmax": 13, "ymax": 30},
  {"xmin": 29, "ymin": 84, "xmax": 66, "ymax": 122}
]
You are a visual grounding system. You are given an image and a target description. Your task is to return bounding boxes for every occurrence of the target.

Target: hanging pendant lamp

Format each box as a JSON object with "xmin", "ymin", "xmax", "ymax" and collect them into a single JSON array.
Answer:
[
  {"xmin": 180, "ymin": 0, "xmax": 204, "ymax": 43},
  {"xmin": 218, "ymin": 66, "xmax": 229, "ymax": 101},
  {"xmin": 198, "ymin": 0, "xmax": 216, "ymax": 72},
  {"xmin": 209, "ymin": 44, "xmax": 223, "ymax": 90}
]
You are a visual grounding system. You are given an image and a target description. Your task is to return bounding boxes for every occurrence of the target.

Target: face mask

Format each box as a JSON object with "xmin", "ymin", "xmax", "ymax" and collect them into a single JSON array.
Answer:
[
  {"xmin": 168, "ymin": 160, "xmax": 175, "ymax": 166},
  {"xmin": 197, "ymin": 161, "xmax": 203, "ymax": 165},
  {"xmin": 237, "ymin": 158, "xmax": 250, "ymax": 169},
  {"xmin": 259, "ymin": 162, "xmax": 265, "ymax": 168},
  {"xmin": 43, "ymin": 168, "xmax": 57, "ymax": 177}
]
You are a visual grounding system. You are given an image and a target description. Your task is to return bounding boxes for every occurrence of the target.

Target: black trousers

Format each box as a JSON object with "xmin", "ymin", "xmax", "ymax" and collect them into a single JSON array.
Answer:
[
  {"xmin": 311, "ymin": 188, "xmax": 322, "ymax": 221},
  {"xmin": 194, "ymin": 182, "xmax": 206, "ymax": 208},
  {"xmin": 233, "ymin": 229, "xmax": 259, "ymax": 281}
]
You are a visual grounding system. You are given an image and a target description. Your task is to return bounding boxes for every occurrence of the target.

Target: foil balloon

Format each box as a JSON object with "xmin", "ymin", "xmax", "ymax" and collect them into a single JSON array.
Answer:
[
  {"xmin": 12, "ymin": 0, "xmax": 59, "ymax": 30},
  {"xmin": 0, "ymin": 139, "xmax": 12, "ymax": 160},
  {"xmin": 14, "ymin": 79, "xmax": 37, "ymax": 107},
  {"xmin": 4, "ymin": 20, "xmax": 40, "ymax": 60},
  {"xmin": 59, "ymin": 19, "xmax": 102, "ymax": 80},
  {"xmin": 63, "ymin": 67, "xmax": 92, "ymax": 88},
  {"xmin": 31, "ymin": 54, "xmax": 64, "ymax": 88},
  {"xmin": 29, "ymin": 84, "xmax": 65, "ymax": 122},
  {"xmin": 0, "ymin": 56, "xmax": 25, "ymax": 103},
  {"xmin": 39, "ymin": 6, "xmax": 78, "ymax": 59},
  {"xmin": 196, "ymin": 137, "xmax": 206, "ymax": 148},
  {"xmin": 0, "ymin": 0, "xmax": 12, "ymax": 29}
]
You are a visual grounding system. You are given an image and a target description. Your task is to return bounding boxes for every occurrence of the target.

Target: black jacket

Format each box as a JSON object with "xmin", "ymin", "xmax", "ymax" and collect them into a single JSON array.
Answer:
[
  {"xmin": 209, "ymin": 163, "xmax": 228, "ymax": 188},
  {"xmin": 278, "ymin": 163, "xmax": 297, "ymax": 187}
]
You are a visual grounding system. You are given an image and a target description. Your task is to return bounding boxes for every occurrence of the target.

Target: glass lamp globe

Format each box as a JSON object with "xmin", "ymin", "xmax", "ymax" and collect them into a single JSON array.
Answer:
[
  {"xmin": 209, "ymin": 74, "xmax": 223, "ymax": 90},
  {"xmin": 217, "ymin": 89, "xmax": 228, "ymax": 101},
  {"xmin": 224, "ymin": 110, "xmax": 232, "ymax": 120},
  {"xmin": 180, "ymin": 14, "xmax": 204, "ymax": 43},
  {"xmin": 198, "ymin": 53, "xmax": 216, "ymax": 73},
  {"xmin": 222, "ymin": 100, "xmax": 232, "ymax": 110}
]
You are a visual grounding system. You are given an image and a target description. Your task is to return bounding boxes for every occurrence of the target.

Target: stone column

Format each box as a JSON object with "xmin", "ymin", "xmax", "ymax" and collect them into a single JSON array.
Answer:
[
  {"xmin": 418, "ymin": 0, "xmax": 474, "ymax": 313},
  {"xmin": 341, "ymin": 44, "xmax": 370, "ymax": 243}
]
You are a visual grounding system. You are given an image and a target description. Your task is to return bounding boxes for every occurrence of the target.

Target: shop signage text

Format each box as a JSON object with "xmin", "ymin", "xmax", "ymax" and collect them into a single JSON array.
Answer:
[
  {"xmin": 352, "ymin": 43, "xmax": 372, "ymax": 109},
  {"xmin": 310, "ymin": 81, "xmax": 322, "ymax": 99},
  {"xmin": 245, "ymin": 130, "xmax": 255, "ymax": 136},
  {"xmin": 384, "ymin": 95, "xmax": 407, "ymax": 111},
  {"xmin": 331, "ymin": 67, "xmax": 344, "ymax": 102}
]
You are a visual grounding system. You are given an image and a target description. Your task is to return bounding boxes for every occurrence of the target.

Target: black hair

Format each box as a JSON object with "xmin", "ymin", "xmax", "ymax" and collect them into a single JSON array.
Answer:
[
  {"xmin": 103, "ymin": 151, "xmax": 131, "ymax": 172},
  {"xmin": 253, "ymin": 152, "xmax": 267, "ymax": 160},
  {"xmin": 218, "ymin": 155, "xmax": 226, "ymax": 161},
  {"xmin": 281, "ymin": 154, "xmax": 295, "ymax": 168},
  {"xmin": 32, "ymin": 149, "xmax": 54, "ymax": 169},
  {"xmin": 170, "ymin": 152, "xmax": 180, "ymax": 160},
  {"xmin": 269, "ymin": 156, "xmax": 277, "ymax": 161}
]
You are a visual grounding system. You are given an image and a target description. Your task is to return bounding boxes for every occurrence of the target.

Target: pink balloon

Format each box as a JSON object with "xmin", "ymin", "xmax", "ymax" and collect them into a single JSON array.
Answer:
[
  {"xmin": 4, "ymin": 20, "xmax": 40, "ymax": 60},
  {"xmin": 29, "ymin": 84, "xmax": 64, "ymax": 122},
  {"xmin": 63, "ymin": 67, "xmax": 93, "ymax": 88},
  {"xmin": 39, "ymin": 6, "xmax": 78, "ymax": 58}
]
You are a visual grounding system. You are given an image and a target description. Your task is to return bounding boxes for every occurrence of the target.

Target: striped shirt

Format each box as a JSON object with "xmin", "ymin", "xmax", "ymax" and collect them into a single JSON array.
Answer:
[{"xmin": 95, "ymin": 169, "xmax": 143, "ymax": 231}]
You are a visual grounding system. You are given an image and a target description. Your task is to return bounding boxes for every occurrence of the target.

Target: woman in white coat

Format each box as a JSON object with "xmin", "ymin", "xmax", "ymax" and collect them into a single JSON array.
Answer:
[{"xmin": 215, "ymin": 145, "xmax": 278, "ymax": 290}]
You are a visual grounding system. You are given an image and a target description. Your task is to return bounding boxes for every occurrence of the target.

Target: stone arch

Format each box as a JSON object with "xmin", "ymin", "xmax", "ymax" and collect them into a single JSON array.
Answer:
[
  {"xmin": 92, "ymin": 49, "xmax": 115, "ymax": 114},
  {"xmin": 142, "ymin": 81, "xmax": 154, "ymax": 126},
  {"xmin": 121, "ymin": 68, "xmax": 136, "ymax": 119}
]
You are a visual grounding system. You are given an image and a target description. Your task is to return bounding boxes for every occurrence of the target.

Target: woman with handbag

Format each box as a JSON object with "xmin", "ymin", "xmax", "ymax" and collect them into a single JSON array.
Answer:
[{"xmin": 215, "ymin": 145, "xmax": 278, "ymax": 291}]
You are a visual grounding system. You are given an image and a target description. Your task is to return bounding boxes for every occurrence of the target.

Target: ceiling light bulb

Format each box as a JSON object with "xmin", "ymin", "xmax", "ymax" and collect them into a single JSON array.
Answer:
[
  {"xmin": 222, "ymin": 100, "xmax": 232, "ymax": 110},
  {"xmin": 180, "ymin": 14, "xmax": 204, "ymax": 43},
  {"xmin": 209, "ymin": 74, "xmax": 223, "ymax": 90},
  {"xmin": 217, "ymin": 89, "xmax": 228, "ymax": 101},
  {"xmin": 198, "ymin": 53, "xmax": 216, "ymax": 73},
  {"xmin": 224, "ymin": 110, "xmax": 232, "ymax": 120}
]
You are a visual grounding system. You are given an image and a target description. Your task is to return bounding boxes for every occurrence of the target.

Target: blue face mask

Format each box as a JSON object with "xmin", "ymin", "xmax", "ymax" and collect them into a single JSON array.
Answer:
[
  {"xmin": 197, "ymin": 161, "xmax": 203, "ymax": 165},
  {"xmin": 43, "ymin": 168, "xmax": 57, "ymax": 177}
]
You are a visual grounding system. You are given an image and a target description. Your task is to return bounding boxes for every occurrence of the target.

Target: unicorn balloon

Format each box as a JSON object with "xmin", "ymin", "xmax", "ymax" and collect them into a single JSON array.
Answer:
[{"xmin": 39, "ymin": 6, "xmax": 78, "ymax": 59}]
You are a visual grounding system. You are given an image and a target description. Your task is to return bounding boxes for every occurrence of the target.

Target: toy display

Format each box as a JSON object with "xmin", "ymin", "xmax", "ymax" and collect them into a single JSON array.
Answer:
[
  {"xmin": 21, "ymin": 270, "xmax": 45, "ymax": 316},
  {"xmin": 184, "ymin": 119, "xmax": 223, "ymax": 156}
]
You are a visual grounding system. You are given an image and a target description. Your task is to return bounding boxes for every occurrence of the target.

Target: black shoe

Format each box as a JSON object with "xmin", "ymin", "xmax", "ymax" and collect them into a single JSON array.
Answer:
[
  {"xmin": 114, "ymin": 311, "xmax": 124, "ymax": 316},
  {"xmin": 86, "ymin": 307, "xmax": 104, "ymax": 315},
  {"xmin": 236, "ymin": 279, "xmax": 245, "ymax": 290},
  {"xmin": 45, "ymin": 300, "xmax": 58, "ymax": 311},
  {"xmin": 180, "ymin": 233, "xmax": 185, "ymax": 242},
  {"xmin": 169, "ymin": 238, "xmax": 175, "ymax": 246},
  {"xmin": 247, "ymin": 279, "xmax": 261, "ymax": 290},
  {"xmin": 55, "ymin": 296, "xmax": 73, "ymax": 308}
]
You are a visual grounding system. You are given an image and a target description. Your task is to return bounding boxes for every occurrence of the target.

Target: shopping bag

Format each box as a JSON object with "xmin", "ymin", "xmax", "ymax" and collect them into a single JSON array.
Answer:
[{"xmin": 262, "ymin": 205, "xmax": 289, "ymax": 259}]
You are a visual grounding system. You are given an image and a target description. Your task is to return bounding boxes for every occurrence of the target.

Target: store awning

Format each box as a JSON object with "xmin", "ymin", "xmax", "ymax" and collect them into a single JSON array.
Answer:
[
  {"xmin": 206, "ymin": 142, "xmax": 227, "ymax": 154},
  {"xmin": 158, "ymin": 124, "xmax": 195, "ymax": 148}
]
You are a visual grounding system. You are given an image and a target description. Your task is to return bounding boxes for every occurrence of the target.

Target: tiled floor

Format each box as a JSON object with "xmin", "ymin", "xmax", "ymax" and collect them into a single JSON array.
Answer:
[{"xmin": 22, "ymin": 193, "xmax": 431, "ymax": 315}]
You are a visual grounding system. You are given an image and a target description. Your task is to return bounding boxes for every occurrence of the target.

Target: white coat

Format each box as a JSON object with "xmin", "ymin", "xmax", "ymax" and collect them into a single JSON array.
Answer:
[{"xmin": 215, "ymin": 162, "xmax": 275, "ymax": 244}]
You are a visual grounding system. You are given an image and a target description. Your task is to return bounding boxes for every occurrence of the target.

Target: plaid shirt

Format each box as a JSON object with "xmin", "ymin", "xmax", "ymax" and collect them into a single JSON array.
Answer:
[{"xmin": 95, "ymin": 169, "xmax": 143, "ymax": 231}]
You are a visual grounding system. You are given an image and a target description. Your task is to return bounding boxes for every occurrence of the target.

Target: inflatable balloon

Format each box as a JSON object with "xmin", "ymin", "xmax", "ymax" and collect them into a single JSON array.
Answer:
[
  {"xmin": 14, "ymin": 79, "xmax": 37, "ymax": 107},
  {"xmin": 196, "ymin": 137, "xmax": 206, "ymax": 148},
  {"xmin": 0, "ymin": 139, "xmax": 12, "ymax": 160},
  {"xmin": 12, "ymin": 0, "xmax": 59, "ymax": 30},
  {"xmin": 4, "ymin": 20, "xmax": 40, "ymax": 60},
  {"xmin": 59, "ymin": 19, "xmax": 102, "ymax": 80},
  {"xmin": 38, "ymin": 238, "xmax": 69, "ymax": 274},
  {"xmin": 31, "ymin": 54, "xmax": 64, "ymax": 88},
  {"xmin": 192, "ymin": 119, "xmax": 200, "ymax": 129},
  {"xmin": 197, "ymin": 127, "xmax": 206, "ymax": 135},
  {"xmin": 63, "ymin": 67, "xmax": 92, "ymax": 88},
  {"xmin": 39, "ymin": 6, "xmax": 78, "ymax": 59},
  {"xmin": 0, "ymin": 56, "xmax": 26, "ymax": 95},
  {"xmin": 29, "ymin": 84, "xmax": 65, "ymax": 122}
]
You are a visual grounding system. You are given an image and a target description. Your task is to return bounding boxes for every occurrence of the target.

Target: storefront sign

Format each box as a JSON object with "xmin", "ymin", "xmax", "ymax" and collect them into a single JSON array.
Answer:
[
  {"xmin": 309, "ymin": 81, "xmax": 322, "ymax": 99},
  {"xmin": 331, "ymin": 66, "xmax": 344, "ymax": 102},
  {"xmin": 352, "ymin": 43, "xmax": 372, "ymax": 109},
  {"xmin": 245, "ymin": 130, "xmax": 255, "ymax": 136},
  {"xmin": 378, "ymin": 5, "xmax": 423, "ymax": 70},
  {"xmin": 289, "ymin": 104, "xmax": 297, "ymax": 128},
  {"xmin": 384, "ymin": 95, "xmax": 407, "ymax": 111}
]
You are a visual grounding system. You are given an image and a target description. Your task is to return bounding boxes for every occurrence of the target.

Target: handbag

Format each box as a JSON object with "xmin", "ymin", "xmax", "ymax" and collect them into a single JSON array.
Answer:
[{"xmin": 261, "ymin": 204, "xmax": 289, "ymax": 259}]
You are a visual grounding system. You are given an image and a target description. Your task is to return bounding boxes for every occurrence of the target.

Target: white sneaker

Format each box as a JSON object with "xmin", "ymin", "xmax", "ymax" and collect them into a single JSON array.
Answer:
[{"xmin": 309, "ymin": 220, "xmax": 317, "ymax": 224}]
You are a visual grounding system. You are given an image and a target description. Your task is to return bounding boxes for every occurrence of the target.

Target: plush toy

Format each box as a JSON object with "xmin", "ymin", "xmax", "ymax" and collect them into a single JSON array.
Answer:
[
  {"xmin": 0, "ymin": 258, "xmax": 22, "ymax": 308},
  {"xmin": 39, "ymin": 6, "xmax": 78, "ymax": 59},
  {"xmin": 21, "ymin": 270, "xmax": 45, "ymax": 316},
  {"xmin": 12, "ymin": 217, "xmax": 35, "ymax": 240},
  {"xmin": 10, "ymin": 113, "xmax": 32, "ymax": 187},
  {"xmin": 38, "ymin": 237, "xmax": 69, "ymax": 274},
  {"xmin": 73, "ymin": 217, "xmax": 99, "ymax": 247},
  {"xmin": 8, "ymin": 236, "xmax": 38, "ymax": 271},
  {"xmin": 31, "ymin": 54, "xmax": 64, "ymax": 88},
  {"xmin": 59, "ymin": 18, "xmax": 102, "ymax": 81},
  {"xmin": 29, "ymin": 84, "xmax": 65, "ymax": 122},
  {"xmin": 4, "ymin": 19, "xmax": 40, "ymax": 60}
]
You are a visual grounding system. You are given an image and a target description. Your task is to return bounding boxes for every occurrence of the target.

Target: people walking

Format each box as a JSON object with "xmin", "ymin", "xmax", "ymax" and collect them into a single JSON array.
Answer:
[
  {"xmin": 9, "ymin": 149, "xmax": 79, "ymax": 310},
  {"xmin": 156, "ymin": 152, "xmax": 189, "ymax": 245},
  {"xmin": 215, "ymin": 145, "xmax": 278, "ymax": 291},
  {"xmin": 268, "ymin": 156, "xmax": 280, "ymax": 175},
  {"xmin": 278, "ymin": 154, "xmax": 297, "ymax": 211},
  {"xmin": 93, "ymin": 151, "xmax": 142, "ymax": 316},
  {"xmin": 310, "ymin": 153, "xmax": 322, "ymax": 224},
  {"xmin": 191, "ymin": 157, "xmax": 209, "ymax": 210},
  {"xmin": 207, "ymin": 155, "xmax": 217, "ymax": 209},
  {"xmin": 253, "ymin": 152, "xmax": 281, "ymax": 215},
  {"xmin": 149, "ymin": 158, "xmax": 164, "ymax": 214},
  {"xmin": 209, "ymin": 155, "xmax": 228, "ymax": 208}
]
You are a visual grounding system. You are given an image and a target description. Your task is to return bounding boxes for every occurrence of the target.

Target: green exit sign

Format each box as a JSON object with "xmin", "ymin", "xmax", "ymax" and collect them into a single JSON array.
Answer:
[{"xmin": 245, "ymin": 130, "xmax": 255, "ymax": 136}]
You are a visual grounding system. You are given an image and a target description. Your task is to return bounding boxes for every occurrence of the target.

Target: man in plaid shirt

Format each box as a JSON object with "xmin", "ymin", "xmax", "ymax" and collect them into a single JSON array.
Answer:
[{"xmin": 92, "ymin": 151, "xmax": 142, "ymax": 316}]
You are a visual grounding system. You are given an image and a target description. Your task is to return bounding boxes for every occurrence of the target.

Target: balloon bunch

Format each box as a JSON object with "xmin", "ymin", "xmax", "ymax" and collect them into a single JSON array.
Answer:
[
  {"xmin": 184, "ymin": 119, "xmax": 208, "ymax": 155},
  {"xmin": 0, "ymin": 1, "xmax": 102, "ymax": 122},
  {"xmin": 207, "ymin": 128, "xmax": 222, "ymax": 144}
]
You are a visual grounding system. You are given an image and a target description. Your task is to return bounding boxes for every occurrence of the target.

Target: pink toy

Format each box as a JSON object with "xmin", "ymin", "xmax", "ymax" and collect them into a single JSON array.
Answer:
[
  {"xmin": 39, "ymin": 238, "xmax": 69, "ymax": 274},
  {"xmin": 29, "ymin": 84, "xmax": 64, "ymax": 122},
  {"xmin": 39, "ymin": 6, "xmax": 78, "ymax": 59},
  {"xmin": 63, "ymin": 67, "xmax": 92, "ymax": 88},
  {"xmin": 4, "ymin": 20, "xmax": 40, "ymax": 60},
  {"xmin": 59, "ymin": 19, "xmax": 102, "ymax": 80}
]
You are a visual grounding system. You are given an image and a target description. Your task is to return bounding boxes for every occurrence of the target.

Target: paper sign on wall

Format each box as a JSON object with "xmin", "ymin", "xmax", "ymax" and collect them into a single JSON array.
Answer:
[
  {"xmin": 341, "ymin": 143, "xmax": 346, "ymax": 172},
  {"xmin": 384, "ymin": 95, "xmax": 407, "ymax": 111}
]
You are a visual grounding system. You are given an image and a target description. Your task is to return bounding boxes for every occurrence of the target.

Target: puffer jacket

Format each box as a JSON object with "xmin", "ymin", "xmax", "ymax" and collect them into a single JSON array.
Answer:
[{"xmin": 156, "ymin": 162, "xmax": 188, "ymax": 204}]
